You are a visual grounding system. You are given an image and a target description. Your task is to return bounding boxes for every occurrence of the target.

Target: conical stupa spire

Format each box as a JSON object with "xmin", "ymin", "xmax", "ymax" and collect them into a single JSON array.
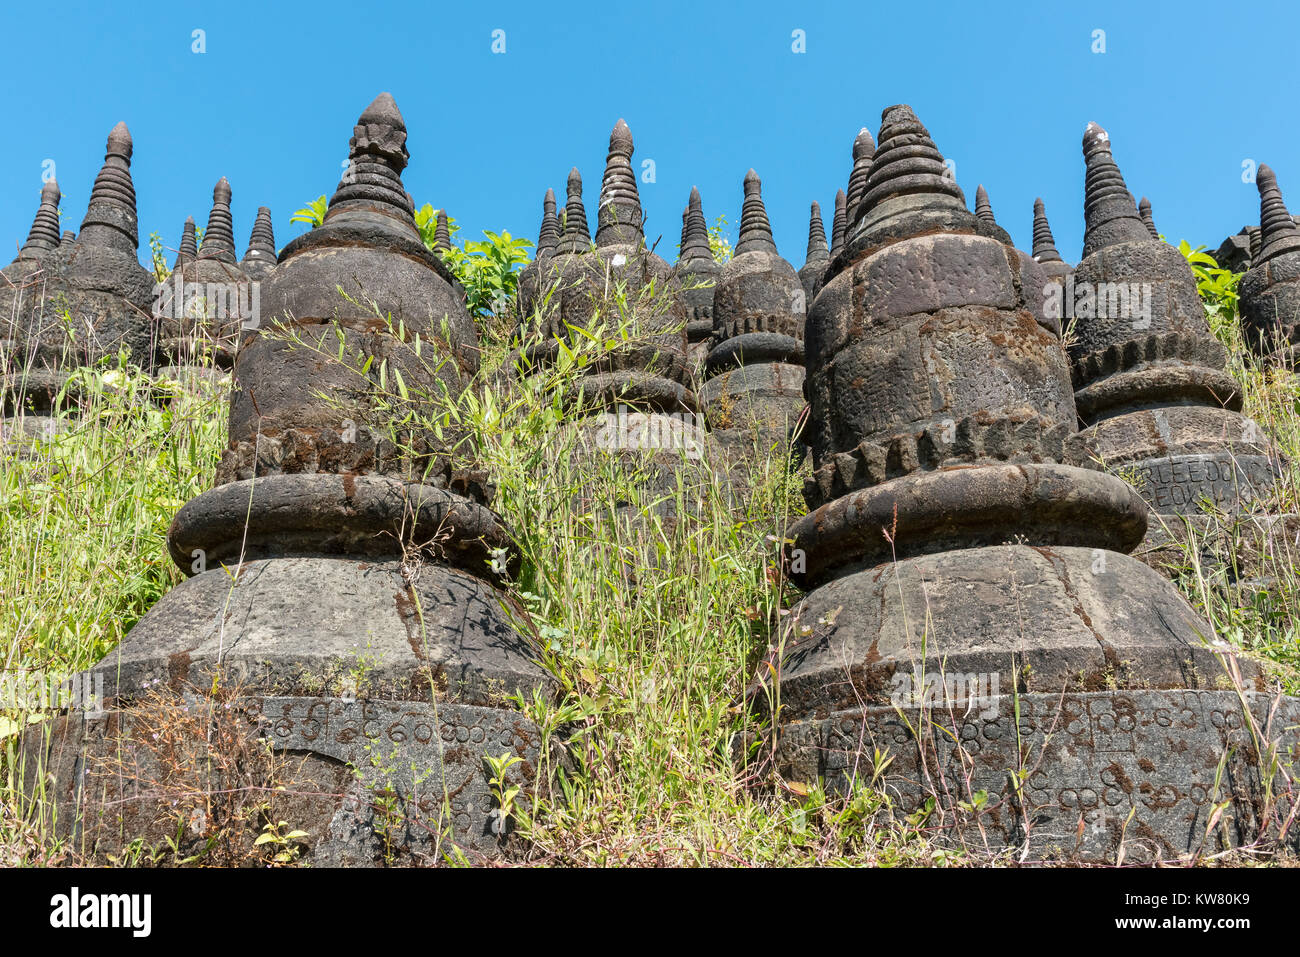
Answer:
[
  {"xmin": 77, "ymin": 121, "xmax": 138, "ymax": 252},
  {"xmin": 805, "ymin": 201, "xmax": 829, "ymax": 265},
  {"xmin": 537, "ymin": 188, "xmax": 560, "ymax": 256},
  {"xmin": 1081, "ymin": 122, "xmax": 1150, "ymax": 258},
  {"xmin": 844, "ymin": 127, "xmax": 876, "ymax": 226},
  {"xmin": 595, "ymin": 118, "xmax": 643, "ymax": 246},
  {"xmin": 1032, "ymin": 198, "xmax": 1063, "ymax": 263},
  {"xmin": 60, "ymin": 230, "xmax": 75, "ymax": 246},
  {"xmin": 679, "ymin": 205, "xmax": 689, "ymax": 254},
  {"xmin": 557, "ymin": 168, "xmax": 590, "ymax": 253},
  {"xmin": 1255, "ymin": 164, "xmax": 1300, "ymax": 265},
  {"xmin": 197, "ymin": 177, "xmax": 237, "ymax": 264},
  {"xmin": 860, "ymin": 105, "xmax": 966, "ymax": 224},
  {"xmin": 735, "ymin": 169, "xmax": 777, "ymax": 257},
  {"xmin": 975, "ymin": 185, "xmax": 997, "ymax": 227},
  {"xmin": 241, "ymin": 206, "xmax": 276, "ymax": 266},
  {"xmin": 829, "ymin": 189, "xmax": 847, "ymax": 259},
  {"xmin": 1138, "ymin": 197, "xmax": 1159, "ymax": 239},
  {"xmin": 173, "ymin": 216, "xmax": 198, "ymax": 270},
  {"xmin": 433, "ymin": 210, "xmax": 452, "ymax": 251},
  {"xmin": 326, "ymin": 92, "xmax": 415, "ymax": 223},
  {"xmin": 680, "ymin": 186, "xmax": 712, "ymax": 262},
  {"xmin": 19, "ymin": 179, "xmax": 61, "ymax": 258}
]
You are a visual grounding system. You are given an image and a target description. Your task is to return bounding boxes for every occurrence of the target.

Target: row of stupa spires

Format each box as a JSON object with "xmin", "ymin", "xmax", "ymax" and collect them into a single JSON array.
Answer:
[
  {"xmin": 11, "ymin": 112, "xmax": 1300, "ymax": 371},
  {"xmin": 520, "ymin": 116, "xmax": 1291, "ymax": 313},
  {"xmin": 13, "ymin": 118, "xmax": 1298, "ymax": 306},
  {"xmin": 13, "ymin": 136, "xmax": 278, "ymax": 281},
  {"xmin": 516, "ymin": 120, "xmax": 1137, "ymax": 277}
]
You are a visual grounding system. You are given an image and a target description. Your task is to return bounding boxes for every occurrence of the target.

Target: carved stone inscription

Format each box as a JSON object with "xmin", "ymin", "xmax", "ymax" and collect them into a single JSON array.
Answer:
[
  {"xmin": 773, "ymin": 689, "xmax": 1300, "ymax": 862},
  {"xmin": 249, "ymin": 696, "xmax": 544, "ymax": 861}
]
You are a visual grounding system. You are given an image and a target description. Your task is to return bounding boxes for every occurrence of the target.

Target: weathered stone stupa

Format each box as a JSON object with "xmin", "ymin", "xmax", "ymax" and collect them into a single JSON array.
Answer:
[
  {"xmin": 843, "ymin": 128, "xmax": 876, "ymax": 226},
  {"xmin": 432, "ymin": 209, "xmax": 452, "ymax": 252},
  {"xmin": 15, "ymin": 180, "xmax": 63, "ymax": 262},
  {"xmin": 700, "ymin": 170, "xmax": 806, "ymax": 450},
  {"xmin": 1, "ymin": 180, "xmax": 63, "ymax": 318},
  {"xmin": 670, "ymin": 186, "xmax": 721, "ymax": 371},
  {"xmin": 828, "ymin": 188, "xmax": 847, "ymax": 263},
  {"xmin": 766, "ymin": 105, "xmax": 1295, "ymax": 862},
  {"xmin": 2, "ymin": 124, "xmax": 154, "ymax": 432},
  {"xmin": 156, "ymin": 178, "xmax": 253, "ymax": 368},
  {"xmin": 59, "ymin": 123, "xmax": 156, "ymax": 365},
  {"xmin": 974, "ymin": 184, "xmax": 1014, "ymax": 245},
  {"xmin": 533, "ymin": 120, "xmax": 693, "ymax": 418},
  {"xmin": 515, "ymin": 188, "xmax": 559, "ymax": 325},
  {"xmin": 1138, "ymin": 196, "xmax": 1160, "ymax": 239},
  {"xmin": 1, "ymin": 180, "xmax": 67, "ymax": 438},
  {"xmin": 1032, "ymin": 197, "xmax": 1072, "ymax": 289},
  {"xmin": 798, "ymin": 201, "xmax": 830, "ymax": 303},
  {"xmin": 1239, "ymin": 165, "xmax": 1300, "ymax": 362},
  {"xmin": 240, "ymin": 206, "xmax": 277, "ymax": 281},
  {"xmin": 1068, "ymin": 123, "xmax": 1279, "ymax": 534},
  {"xmin": 172, "ymin": 216, "xmax": 198, "ymax": 272},
  {"xmin": 28, "ymin": 94, "xmax": 552, "ymax": 864}
]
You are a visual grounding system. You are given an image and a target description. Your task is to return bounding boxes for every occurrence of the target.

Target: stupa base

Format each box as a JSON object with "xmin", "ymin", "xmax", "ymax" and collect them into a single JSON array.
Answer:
[
  {"xmin": 23, "ymin": 691, "xmax": 549, "ymax": 865},
  {"xmin": 769, "ymin": 687, "xmax": 1300, "ymax": 863}
]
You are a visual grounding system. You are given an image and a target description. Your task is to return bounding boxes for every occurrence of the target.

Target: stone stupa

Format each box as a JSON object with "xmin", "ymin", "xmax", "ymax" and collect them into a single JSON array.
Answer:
[
  {"xmin": 239, "ymin": 206, "xmax": 277, "ymax": 281},
  {"xmin": 1068, "ymin": 123, "xmax": 1282, "ymax": 554},
  {"xmin": 797, "ymin": 200, "xmax": 830, "ymax": 304},
  {"xmin": 1031, "ymin": 197, "xmax": 1072, "ymax": 291},
  {"xmin": 27, "ymin": 93, "xmax": 554, "ymax": 865},
  {"xmin": 156, "ymin": 177, "xmax": 253, "ymax": 370},
  {"xmin": 1138, "ymin": 196, "xmax": 1160, "ymax": 240},
  {"xmin": 764, "ymin": 104, "xmax": 1297, "ymax": 863},
  {"xmin": 172, "ymin": 216, "xmax": 198, "ymax": 273},
  {"xmin": 3, "ymin": 124, "xmax": 154, "ymax": 437},
  {"xmin": 700, "ymin": 170, "xmax": 806, "ymax": 455},
  {"xmin": 670, "ymin": 186, "xmax": 721, "ymax": 372},
  {"xmin": 974, "ymin": 184, "xmax": 1014, "ymax": 245},
  {"xmin": 1, "ymin": 180, "xmax": 67, "ymax": 440},
  {"xmin": 1239, "ymin": 165, "xmax": 1300, "ymax": 363},
  {"xmin": 515, "ymin": 187, "xmax": 560, "ymax": 327}
]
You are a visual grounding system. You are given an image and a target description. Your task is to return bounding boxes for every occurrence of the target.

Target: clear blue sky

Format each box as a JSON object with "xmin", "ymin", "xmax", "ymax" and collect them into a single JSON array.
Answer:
[{"xmin": 2, "ymin": 0, "xmax": 1297, "ymax": 269}]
